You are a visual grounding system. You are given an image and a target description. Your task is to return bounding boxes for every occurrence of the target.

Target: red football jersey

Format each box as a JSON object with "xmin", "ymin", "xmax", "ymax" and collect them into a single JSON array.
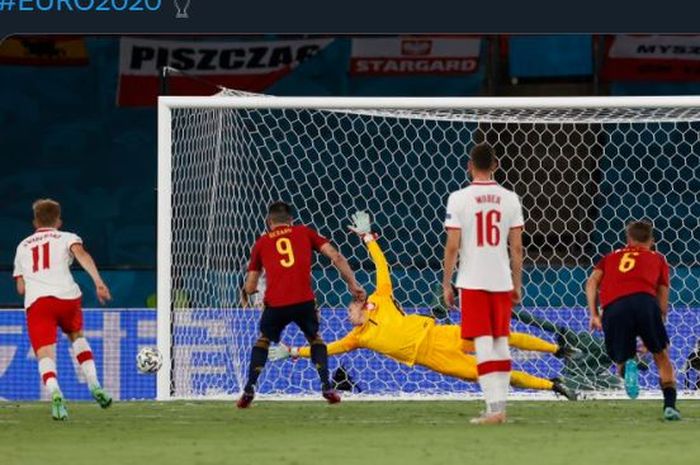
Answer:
[
  {"xmin": 248, "ymin": 224, "xmax": 329, "ymax": 307},
  {"xmin": 595, "ymin": 246, "xmax": 670, "ymax": 308}
]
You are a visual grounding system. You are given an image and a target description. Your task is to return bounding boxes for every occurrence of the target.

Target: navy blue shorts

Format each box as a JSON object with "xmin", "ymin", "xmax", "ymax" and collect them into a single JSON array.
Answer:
[
  {"xmin": 259, "ymin": 300, "xmax": 320, "ymax": 343},
  {"xmin": 602, "ymin": 293, "xmax": 669, "ymax": 364}
]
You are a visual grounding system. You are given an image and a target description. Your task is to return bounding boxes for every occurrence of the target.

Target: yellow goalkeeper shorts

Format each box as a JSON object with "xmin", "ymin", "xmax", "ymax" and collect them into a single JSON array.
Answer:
[{"xmin": 414, "ymin": 325, "xmax": 478, "ymax": 382}]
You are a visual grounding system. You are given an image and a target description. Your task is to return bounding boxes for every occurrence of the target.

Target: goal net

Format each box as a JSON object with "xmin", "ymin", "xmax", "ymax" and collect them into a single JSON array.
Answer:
[{"xmin": 158, "ymin": 94, "xmax": 700, "ymax": 400}]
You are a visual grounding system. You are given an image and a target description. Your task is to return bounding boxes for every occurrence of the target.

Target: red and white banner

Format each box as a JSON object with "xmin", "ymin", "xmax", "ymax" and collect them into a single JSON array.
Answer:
[
  {"xmin": 117, "ymin": 37, "xmax": 334, "ymax": 106},
  {"xmin": 601, "ymin": 35, "xmax": 700, "ymax": 81},
  {"xmin": 350, "ymin": 36, "xmax": 481, "ymax": 76}
]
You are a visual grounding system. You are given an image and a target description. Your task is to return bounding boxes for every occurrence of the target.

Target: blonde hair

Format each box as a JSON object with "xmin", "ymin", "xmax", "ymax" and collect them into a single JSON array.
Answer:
[{"xmin": 32, "ymin": 198, "xmax": 61, "ymax": 227}]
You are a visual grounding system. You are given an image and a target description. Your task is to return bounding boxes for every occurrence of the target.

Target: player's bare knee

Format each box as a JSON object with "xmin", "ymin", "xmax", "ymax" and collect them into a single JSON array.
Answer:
[
  {"xmin": 35, "ymin": 345, "xmax": 55, "ymax": 360},
  {"xmin": 254, "ymin": 337, "xmax": 270, "ymax": 349},
  {"xmin": 67, "ymin": 330, "xmax": 84, "ymax": 342}
]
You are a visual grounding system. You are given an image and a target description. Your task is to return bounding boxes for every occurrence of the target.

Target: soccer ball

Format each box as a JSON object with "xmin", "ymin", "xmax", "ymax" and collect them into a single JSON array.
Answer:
[{"xmin": 136, "ymin": 347, "xmax": 163, "ymax": 374}]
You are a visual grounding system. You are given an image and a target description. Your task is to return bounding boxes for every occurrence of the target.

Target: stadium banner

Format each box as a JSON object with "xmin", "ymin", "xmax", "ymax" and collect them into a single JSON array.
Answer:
[
  {"xmin": 601, "ymin": 35, "xmax": 700, "ymax": 81},
  {"xmin": 117, "ymin": 37, "xmax": 335, "ymax": 106},
  {"xmin": 3, "ymin": 306, "xmax": 698, "ymax": 400},
  {"xmin": 350, "ymin": 36, "xmax": 481, "ymax": 76},
  {"xmin": 0, "ymin": 36, "xmax": 89, "ymax": 66},
  {"xmin": 0, "ymin": 308, "xmax": 156, "ymax": 401}
]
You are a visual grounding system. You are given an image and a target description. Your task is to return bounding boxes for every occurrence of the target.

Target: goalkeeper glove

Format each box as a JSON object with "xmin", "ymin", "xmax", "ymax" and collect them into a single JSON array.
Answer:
[
  {"xmin": 268, "ymin": 343, "xmax": 300, "ymax": 362},
  {"xmin": 348, "ymin": 211, "xmax": 374, "ymax": 241}
]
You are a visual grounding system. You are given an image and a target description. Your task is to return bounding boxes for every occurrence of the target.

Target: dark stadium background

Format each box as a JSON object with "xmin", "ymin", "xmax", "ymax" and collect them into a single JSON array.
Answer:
[{"xmin": 2, "ymin": 34, "xmax": 699, "ymax": 308}]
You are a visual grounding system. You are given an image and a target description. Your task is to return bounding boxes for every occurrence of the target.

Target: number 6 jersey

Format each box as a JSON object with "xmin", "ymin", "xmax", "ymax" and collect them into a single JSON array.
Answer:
[
  {"xmin": 13, "ymin": 228, "xmax": 83, "ymax": 309},
  {"xmin": 595, "ymin": 246, "xmax": 670, "ymax": 308},
  {"xmin": 445, "ymin": 181, "xmax": 524, "ymax": 292}
]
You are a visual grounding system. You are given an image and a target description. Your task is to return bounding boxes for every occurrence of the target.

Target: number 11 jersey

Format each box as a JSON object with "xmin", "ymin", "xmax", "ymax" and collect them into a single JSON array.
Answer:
[
  {"xmin": 13, "ymin": 228, "xmax": 83, "ymax": 309},
  {"xmin": 445, "ymin": 181, "xmax": 524, "ymax": 292}
]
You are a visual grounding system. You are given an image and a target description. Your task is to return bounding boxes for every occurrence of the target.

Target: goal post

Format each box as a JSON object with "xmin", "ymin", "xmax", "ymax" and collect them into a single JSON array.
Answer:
[{"xmin": 157, "ymin": 95, "xmax": 700, "ymax": 401}]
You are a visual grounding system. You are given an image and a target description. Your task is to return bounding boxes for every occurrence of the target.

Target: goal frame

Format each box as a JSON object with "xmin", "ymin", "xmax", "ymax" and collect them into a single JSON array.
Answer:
[{"xmin": 156, "ymin": 95, "xmax": 700, "ymax": 401}]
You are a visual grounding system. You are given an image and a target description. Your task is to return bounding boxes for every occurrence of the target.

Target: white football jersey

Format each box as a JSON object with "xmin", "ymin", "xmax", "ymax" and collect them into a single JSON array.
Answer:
[
  {"xmin": 445, "ymin": 181, "xmax": 524, "ymax": 291},
  {"xmin": 13, "ymin": 228, "xmax": 83, "ymax": 309}
]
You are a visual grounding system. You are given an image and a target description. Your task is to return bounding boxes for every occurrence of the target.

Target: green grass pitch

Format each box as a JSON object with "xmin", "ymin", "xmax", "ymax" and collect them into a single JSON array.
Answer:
[{"xmin": 2, "ymin": 400, "xmax": 698, "ymax": 465}]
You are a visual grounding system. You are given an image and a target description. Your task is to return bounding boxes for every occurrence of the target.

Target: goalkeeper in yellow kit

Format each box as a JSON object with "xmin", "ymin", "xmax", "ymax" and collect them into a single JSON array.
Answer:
[{"xmin": 270, "ymin": 212, "xmax": 578, "ymax": 400}]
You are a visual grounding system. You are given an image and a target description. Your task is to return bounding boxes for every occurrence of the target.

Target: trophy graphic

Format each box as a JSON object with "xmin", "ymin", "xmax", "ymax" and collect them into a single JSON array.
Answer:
[{"xmin": 174, "ymin": 0, "xmax": 191, "ymax": 18}]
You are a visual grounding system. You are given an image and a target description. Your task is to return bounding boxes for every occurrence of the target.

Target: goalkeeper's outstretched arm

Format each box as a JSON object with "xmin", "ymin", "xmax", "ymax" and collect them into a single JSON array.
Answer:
[
  {"xmin": 269, "ymin": 331, "xmax": 360, "ymax": 361},
  {"xmin": 349, "ymin": 211, "xmax": 393, "ymax": 296}
]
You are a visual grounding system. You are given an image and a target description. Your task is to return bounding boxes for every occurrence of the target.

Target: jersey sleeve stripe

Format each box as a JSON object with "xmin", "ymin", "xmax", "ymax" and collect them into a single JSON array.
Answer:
[
  {"xmin": 510, "ymin": 225, "xmax": 524, "ymax": 230},
  {"xmin": 445, "ymin": 226, "xmax": 461, "ymax": 230}
]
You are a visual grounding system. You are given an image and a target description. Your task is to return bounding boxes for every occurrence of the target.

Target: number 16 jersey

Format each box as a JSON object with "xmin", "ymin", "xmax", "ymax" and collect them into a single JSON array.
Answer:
[
  {"xmin": 445, "ymin": 181, "xmax": 524, "ymax": 292},
  {"xmin": 13, "ymin": 228, "xmax": 83, "ymax": 309}
]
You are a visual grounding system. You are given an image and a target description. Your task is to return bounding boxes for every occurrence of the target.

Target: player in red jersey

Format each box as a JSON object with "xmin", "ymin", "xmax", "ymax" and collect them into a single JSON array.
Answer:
[
  {"xmin": 586, "ymin": 221, "xmax": 680, "ymax": 420},
  {"xmin": 237, "ymin": 202, "xmax": 365, "ymax": 408},
  {"xmin": 13, "ymin": 199, "xmax": 113, "ymax": 420}
]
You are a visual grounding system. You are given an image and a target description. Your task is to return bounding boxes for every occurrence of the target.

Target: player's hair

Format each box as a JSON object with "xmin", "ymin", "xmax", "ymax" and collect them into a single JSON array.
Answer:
[
  {"xmin": 470, "ymin": 143, "xmax": 496, "ymax": 171},
  {"xmin": 626, "ymin": 220, "xmax": 654, "ymax": 244},
  {"xmin": 32, "ymin": 198, "xmax": 61, "ymax": 227},
  {"xmin": 267, "ymin": 201, "xmax": 293, "ymax": 224}
]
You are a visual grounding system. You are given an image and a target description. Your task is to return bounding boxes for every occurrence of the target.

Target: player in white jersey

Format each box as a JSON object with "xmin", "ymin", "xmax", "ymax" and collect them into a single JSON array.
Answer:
[
  {"xmin": 442, "ymin": 143, "xmax": 524, "ymax": 425},
  {"xmin": 13, "ymin": 199, "xmax": 113, "ymax": 420}
]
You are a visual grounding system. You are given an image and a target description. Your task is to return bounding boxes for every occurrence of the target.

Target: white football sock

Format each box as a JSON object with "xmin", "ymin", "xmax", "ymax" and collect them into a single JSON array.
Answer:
[
  {"xmin": 38, "ymin": 357, "xmax": 61, "ymax": 395},
  {"xmin": 474, "ymin": 336, "xmax": 499, "ymax": 413},
  {"xmin": 492, "ymin": 337, "xmax": 512, "ymax": 408},
  {"xmin": 73, "ymin": 337, "xmax": 100, "ymax": 390}
]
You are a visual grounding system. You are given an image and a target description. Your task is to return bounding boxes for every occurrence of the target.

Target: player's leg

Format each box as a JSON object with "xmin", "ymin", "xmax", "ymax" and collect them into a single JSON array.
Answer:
[
  {"xmin": 466, "ymin": 330, "xmax": 579, "ymax": 359},
  {"xmin": 294, "ymin": 302, "xmax": 338, "ymax": 403},
  {"xmin": 238, "ymin": 306, "xmax": 290, "ymax": 407},
  {"xmin": 601, "ymin": 299, "xmax": 638, "ymax": 398},
  {"xmin": 416, "ymin": 325, "xmax": 479, "ymax": 382},
  {"xmin": 485, "ymin": 292, "xmax": 513, "ymax": 419},
  {"xmin": 27, "ymin": 298, "xmax": 67, "ymax": 420},
  {"xmin": 635, "ymin": 296, "xmax": 680, "ymax": 420},
  {"xmin": 66, "ymin": 330, "xmax": 112, "ymax": 408},
  {"xmin": 60, "ymin": 297, "xmax": 112, "ymax": 408},
  {"xmin": 460, "ymin": 289, "xmax": 506, "ymax": 424}
]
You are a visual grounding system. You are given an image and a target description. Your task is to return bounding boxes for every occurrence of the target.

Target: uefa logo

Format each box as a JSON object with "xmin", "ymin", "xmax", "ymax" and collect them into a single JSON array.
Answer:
[{"xmin": 174, "ymin": 0, "xmax": 191, "ymax": 18}]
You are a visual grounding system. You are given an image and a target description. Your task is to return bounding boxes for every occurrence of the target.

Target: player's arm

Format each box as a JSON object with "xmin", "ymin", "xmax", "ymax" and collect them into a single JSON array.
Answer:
[
  {"xmin": 319, "ymin": 243, "xmax": 365, "ymax": 301},
  {"xmin": 657, "ymin": 255, "xmax": 671, "ymax": 319},
  {"xmin": 442, "ymin": 193, "xmax": 462, "ymax": 307},
  {"xmin": 242, "ymin": 271, "xmax": 261, "ymax": 307},
  {"xmin": 71, "ymin": 243, "xmax": 111, "ymax": 305},
  {"xmin": 509, "ymin": 195, "xmax": 525, "ymax": 305},
  {"xmin": 508, "ymin": 226, "xmax": 523, "ymax": 304},
  {"xmin": 13, "ymin": 251, "xmax": 24, "ymax": 296},
  {"xmin": 269, "ymin": 331, "xmax": 360, "ymax": 361},
  {"xmin": 442, "ymin": 229, "xmax": 461, "ymax": 307},
  {"xmin": 657, "ymin": 285, "xmax": 670, "ymax": 320},
  {"xmin": 242, "ymin": 240, "xmax": 262, "ymax": 307},
  {"xmin": 15, "ymin": 277, "xmax": 25, "ymax": 296},
  {"xmin": 348, "ymin": 211, "xmax": 392, "ymax": 296},
  {"xmin": 586, "ymin": 268, "xmax": 604, "ymax": 331}
]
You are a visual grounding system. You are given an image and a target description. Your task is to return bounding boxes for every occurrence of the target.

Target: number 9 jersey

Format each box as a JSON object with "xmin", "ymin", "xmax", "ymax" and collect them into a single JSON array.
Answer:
[
  {"xmin": 13, "ymin": 228, "xmax": 83, "ymax": 309},
  {"xmin": 595, "ymin": 247, "xmax": 670, "ymax": 309},
  {"xmin": 247, "ymin": 225, "xmax": 329, "ymax": 307},
  {"xmin": 444, "ymin": 181, "xmax": 524, "ymax": 292}
]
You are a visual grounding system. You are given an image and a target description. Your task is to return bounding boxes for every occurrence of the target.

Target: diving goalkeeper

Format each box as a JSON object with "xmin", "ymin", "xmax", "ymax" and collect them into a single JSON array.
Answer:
[{"xmin": 270, "ymin": 212, "xmax": 577, "ymax": 400}]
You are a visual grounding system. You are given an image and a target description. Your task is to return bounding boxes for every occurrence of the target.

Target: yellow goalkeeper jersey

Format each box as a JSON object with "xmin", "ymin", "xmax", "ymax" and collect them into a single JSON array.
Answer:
[{"xmin": 299, "ymin": 238, "xmax": 435, "ymax": 366}]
